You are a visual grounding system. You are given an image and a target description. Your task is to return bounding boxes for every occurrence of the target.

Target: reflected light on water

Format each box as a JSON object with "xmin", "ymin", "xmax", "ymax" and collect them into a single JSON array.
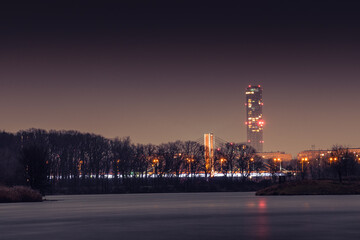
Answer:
[
  {"xmin": 246, "ymin": 202, "xmax": 256, "ymax": 208},
  {"xmin": 256, "ymin": 198, "xmax": 269, "ymax": 239},
  {"xmin": 258, "ymin": 199, "xmax": 267, "ymax": 211}
]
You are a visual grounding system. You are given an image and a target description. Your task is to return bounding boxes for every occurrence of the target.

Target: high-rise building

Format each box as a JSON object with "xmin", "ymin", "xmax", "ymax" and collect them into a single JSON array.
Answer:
[
  {"xmin": 245, "ymin": 85, "xmax": 264, "ymax": 152},
  {"xmin": 204, "ymin": 133, "xmax": 214, "ymax": 177}
]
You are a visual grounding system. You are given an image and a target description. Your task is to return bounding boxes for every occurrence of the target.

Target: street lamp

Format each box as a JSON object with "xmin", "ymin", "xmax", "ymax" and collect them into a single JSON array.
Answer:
[
  {"xmin": 186, "ymin": 158, "xmax": 194, "ymax": 175},
  {"xmin": 273, "ymin": 158, "xmax": 282, "ymax": 172},
  {"xmin": 329, "ymin": 157, "xmax": 338, "ymax": 164},
  {"xmin": 153, "ymin": 158, "xmax": 159, "ymax": 175},
  {"xmin": 250, "ymin": 158, "xmax": 254, "ymax": 171},
  {"xmin": 301, "ymin": 157, "xmax": 308, "ymax": 172},
  {"xmin": 220, "ymin": 158, "xmax": 226, "ymax": 173},
  {"xmin": 278, "ymin": 158, "xmax": 282, "ymax": 171},
  {"xmin": 300, "ymin": 157, "xmax": 308, "ymax": 180}
]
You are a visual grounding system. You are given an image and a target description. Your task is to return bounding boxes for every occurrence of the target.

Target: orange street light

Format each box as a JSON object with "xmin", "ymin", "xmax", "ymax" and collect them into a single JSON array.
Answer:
[
  {"xmin": 152, "ymin": 158, "xmax": 159, "ymax": 175},
  {"xmin": 220, "ymin": 158, "xmax": 226, "ymax": 172},
  {"xmin": 329, "ymin": 157, "xmax": 337, "ymax": 164},
  {"xmin": 301, "ymin": 157, "xmax": 308, "ymax": 172},
  {"xmin": 186, "ymin": 158, "xmax": 194, "ymax": 174},
  {"xmin": 274, "ymin": 158, "xmax": 282, "ymax": 171}
]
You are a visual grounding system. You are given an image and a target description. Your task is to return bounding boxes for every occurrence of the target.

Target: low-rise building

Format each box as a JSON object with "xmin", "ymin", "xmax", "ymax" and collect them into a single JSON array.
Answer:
[
  {"xmin": 297, "ymin": 148, "xmax": 360, "ymax": 161},
  {"xmin": 258, "ymin": 151, "xmax": 293, "ymax": 162}
]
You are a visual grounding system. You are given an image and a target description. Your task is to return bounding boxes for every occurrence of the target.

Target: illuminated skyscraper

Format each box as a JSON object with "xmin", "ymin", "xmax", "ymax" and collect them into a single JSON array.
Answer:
[
  {"xmin": 204, "ymin": 133, "xmax": 214, "ymax": 177},
  {"xmin": 245, "ymin": 85, "xmax": 264, "ymax": 152}
]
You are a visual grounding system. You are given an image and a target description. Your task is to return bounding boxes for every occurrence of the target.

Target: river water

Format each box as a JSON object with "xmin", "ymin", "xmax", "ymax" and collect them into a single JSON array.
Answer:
[{"xmin": 1, "ymin": 192, "xmax": 360, "ymax": 240}]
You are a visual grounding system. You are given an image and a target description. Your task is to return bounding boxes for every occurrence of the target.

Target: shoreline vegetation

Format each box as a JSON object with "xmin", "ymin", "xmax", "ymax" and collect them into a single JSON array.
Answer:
[
  {"xmin": 0, "ymin": 186, "xmax": 42, "ymax": 203},
  {"xmin": 256, "ymin": 180, "xmax": 360, "ymax": 195},
  {"xmin": 2, "ymin": 129, "xmax": 360, "ymax": 198}
]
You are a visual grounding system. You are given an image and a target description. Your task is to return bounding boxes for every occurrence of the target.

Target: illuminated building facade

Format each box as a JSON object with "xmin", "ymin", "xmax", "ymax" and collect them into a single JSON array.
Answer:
[
  {"xmin": 258, "ymin": 151, "xmax": 292, "ymax": 162},
  {"xmin": 245, "ymin": 85, "xmax": 264, "ymax": 152},
  {"xmin": 297, "ymin": 148, "xmax": 360, "ymax": 161},
  {"xmin": 204, "ymin": 133, "xmax": 215, "ymax": 177}
]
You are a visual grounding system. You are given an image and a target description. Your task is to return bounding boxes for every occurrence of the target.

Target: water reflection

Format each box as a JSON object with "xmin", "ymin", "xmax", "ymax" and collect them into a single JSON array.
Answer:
[
  {"xmin": 244, "ymin": 198, "xmax": 269, "ymax": 239},
  {"xmin": 246, "ymin": 202, "xmax": 256, "ymax": 208},
  {"xmin": 256, "ymin": 198, "xmax": 269, "ymax": 239},
  {"xmin": 258, "ymin": 199, "xmax": 267, "ymax": 211}
]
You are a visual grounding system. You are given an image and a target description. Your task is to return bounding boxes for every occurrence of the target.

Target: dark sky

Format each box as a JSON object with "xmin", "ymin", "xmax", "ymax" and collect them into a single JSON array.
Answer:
[{"xmin": 1, "ymin": 1, "xmax": 360, "ymax": 156}]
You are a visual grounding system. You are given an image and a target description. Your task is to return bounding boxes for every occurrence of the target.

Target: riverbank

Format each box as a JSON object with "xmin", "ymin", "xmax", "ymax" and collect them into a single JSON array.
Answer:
[
  {"xmin": 256, "ymin": 180, "xmax": 360, "ymax": 195},
  {"xmin": 0, "ymin": 186, "xmax": 43, "ymax": 203},
  {"xmin": 47, "ymin": 178, "xmax": 274, "ymax": 195}
]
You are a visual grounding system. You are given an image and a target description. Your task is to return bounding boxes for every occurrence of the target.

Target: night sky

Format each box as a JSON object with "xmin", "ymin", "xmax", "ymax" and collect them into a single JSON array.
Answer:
[{"xmin": 1, "ymin": 1, "xmax": 360, "ymax": 156}]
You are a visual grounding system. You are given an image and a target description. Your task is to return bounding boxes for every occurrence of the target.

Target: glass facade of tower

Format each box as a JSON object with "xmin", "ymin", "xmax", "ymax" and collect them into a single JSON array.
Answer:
[{"xmin": 245, "ymin": 85, "xmax": 264, "ymax": 152}]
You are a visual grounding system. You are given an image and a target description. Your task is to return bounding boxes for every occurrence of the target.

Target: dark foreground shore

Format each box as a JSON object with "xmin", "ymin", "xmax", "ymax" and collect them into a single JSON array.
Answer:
[
  {"xmin": 0, "ymin": 186, "xmax": 42, "ymax": 203},
  {"xmin": 256, "ymin": 180, "xmax": 360, "ymax": 195}
]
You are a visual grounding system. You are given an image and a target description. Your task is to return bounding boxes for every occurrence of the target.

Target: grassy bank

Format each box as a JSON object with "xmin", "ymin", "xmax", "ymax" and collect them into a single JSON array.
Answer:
[
  {"xmin": 0, "ymin": 186, "xmax": 43, "ymax": 203},
  {"xmin": 256, "ymin": 180, "xmax": 360, "ymax": 195}
]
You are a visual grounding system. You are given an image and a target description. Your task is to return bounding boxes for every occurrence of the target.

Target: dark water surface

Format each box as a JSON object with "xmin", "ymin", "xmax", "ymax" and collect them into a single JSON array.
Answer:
[{"xmin": 1, "ymin": 192, "xmax": 360, "ymax": 240}]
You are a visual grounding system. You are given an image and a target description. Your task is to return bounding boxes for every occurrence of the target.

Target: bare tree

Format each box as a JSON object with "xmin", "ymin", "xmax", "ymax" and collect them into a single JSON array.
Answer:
[
  {"xmin": 267, "ymin": 158, "xmax": 278, "ymax": 182},
  {"xmin": 217, "ymin": 143, "xmax": 238, "ymax": 177},
  {"xmin": 183, "ymin": 141, "xmax": 204, "ymax": 177},
  {"xmin": 236, "ymin": 144, "xmax": 258, "ymax": 181},
  {"xmin": 20, "ymin": 145, "xmax": 49, "ymax": 195},
  {"xmin": 329, "ymin": 145, "xmax": 358, "ymax": 183},
  {"xmin": 112, "ymin": 137, "xmax": 134, "ymax": 180}
]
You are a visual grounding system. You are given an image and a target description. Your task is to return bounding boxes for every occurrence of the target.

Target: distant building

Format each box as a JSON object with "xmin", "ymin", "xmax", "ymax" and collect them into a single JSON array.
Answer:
[
  {"xmin": 204, "ymin": 133, "xmax": 215, "ymax": 176},
  {"xmin": 258, "ymin": 151, "xmax": 293, "ymax": 162},
  {"xmin": 245, "ymin": 85, "xmax": 264, "ymax": 152},
  {"xmin": 297, "ymin": 148, "xmax": 360, "ymax": 161}
]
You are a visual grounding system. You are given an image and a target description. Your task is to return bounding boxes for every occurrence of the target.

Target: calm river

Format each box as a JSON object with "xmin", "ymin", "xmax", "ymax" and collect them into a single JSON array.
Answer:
[{"xmin": 1, "ymin": 192, "xmax": 360, "ymax": 240}]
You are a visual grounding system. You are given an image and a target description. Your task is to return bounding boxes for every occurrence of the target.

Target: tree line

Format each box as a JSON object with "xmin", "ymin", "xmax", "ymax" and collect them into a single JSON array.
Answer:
[
  {"xmin": 2, "ymin": 128, "xmax": 358, "ymax": 194},
  {"xmin": 0, "ymin": 129, "xmax": 271, "ymax": 194}
]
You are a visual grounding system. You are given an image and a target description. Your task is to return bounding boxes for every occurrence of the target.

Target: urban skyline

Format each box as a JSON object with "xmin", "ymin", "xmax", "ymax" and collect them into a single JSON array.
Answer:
[
  {"xmin": 2, "ymin": 2, "xmax": 360, "ymax": 240},
  {"xmin": 1, "ymin": 2, "xmax": 360, "ymax": 156}
]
